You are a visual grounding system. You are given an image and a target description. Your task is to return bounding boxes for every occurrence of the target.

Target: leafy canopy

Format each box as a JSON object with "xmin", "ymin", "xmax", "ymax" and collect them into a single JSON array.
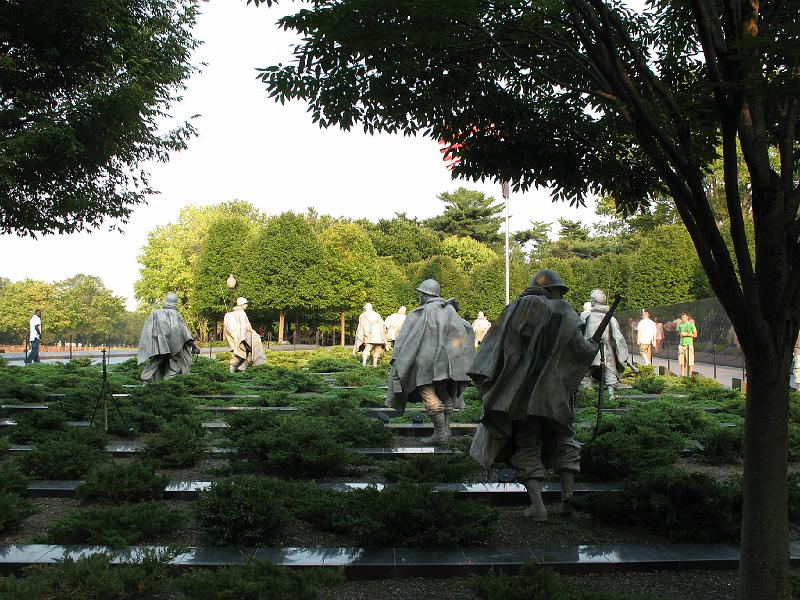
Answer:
[{"xmin": 0, "ymin": 0, "xmax": 201, "ymax": 236}]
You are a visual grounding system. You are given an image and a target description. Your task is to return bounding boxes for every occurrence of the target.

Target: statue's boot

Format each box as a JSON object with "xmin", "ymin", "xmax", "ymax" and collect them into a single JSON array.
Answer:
[
  {"xmin": 421, "ymin": 412, "xmax": 450, "ymax": 445},
  {"xmin": 523, "ymin": 479, "xmax": 548, "ymax": 521},
  {"xmin": 443, "ymin": 409, "xmax": 453, "ymax": 439},
  {"xmin": 362, "ymin": 351, "xmax": 369, "ymax": 367},
  {"xmin": 560, "ymin": 471, "xmax": 575, "ymax": 515},
  {"xmin": 372, "ymin": 353, "xmax": 379, "ymax": 368}
]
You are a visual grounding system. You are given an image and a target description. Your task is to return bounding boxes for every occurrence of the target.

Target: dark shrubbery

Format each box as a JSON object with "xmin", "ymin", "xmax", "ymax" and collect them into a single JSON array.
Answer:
[
  {"xmin": 580, "ymin": 428, "xmax": 683, "ymax": 480},
  {"xmin": 194, "ymin": 476, "xmax": 296, "ymax": 545},
  {"xmin": 570, "ymin": 468, "xmax": 742, "ymax": 543},
  {"xmin": 631, "ymin": 375, "xmax": 667, "ymax": 394},
  {"xmin": 0, "ymin": 549, "xmax": 175, "ymax": 600},
  {"xmin": 44, "ymin": 501, "xmax": 184, "ymax": 547},
  {"xmin": 296, "ymin": 481, "xmax": 495, "ymax": 547},
  {"xmin": 470, "ymin": 563, "xmax": 630, "ymax": 600},
  {"xmin": 247, "ymin": 366, "xmax": 327, "ymax": 393},
  {"xmin": 144, "ymin": 416, "xmax": 205, "ymax": 468},
  {"xmin": 698, "ymin": 423, "xmax": 744, "ymax": 464},
  {"xmin": 0, "ymin": 491, "xmax": 35, "ymax": 533},
  {"xmin": 76, "ymin": 460, "xmax": 168, "ymax": 502},
  {"xmin": 382, "ymin": 454, "xmax": 483, "ymax": 483},
  {"xmin": 298, "ymin": 397, "xmax": 393, "ymax": 447},
  {"xmin": 177, "ymin": 560, "xmax": 344, "ymax": 600},
  {"xmin": 332, "ymin": 387, "xmax": 385, "ymax": 407},
  {"xmin": 26, "ymin": 434, "xmax": 104, "ymax": 479}
]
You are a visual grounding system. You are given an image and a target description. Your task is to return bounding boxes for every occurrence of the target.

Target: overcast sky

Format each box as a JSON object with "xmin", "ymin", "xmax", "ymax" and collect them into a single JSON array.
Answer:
[{"xmin": 0, "ymin": 1, "xmax": 600, "ymax": 309}]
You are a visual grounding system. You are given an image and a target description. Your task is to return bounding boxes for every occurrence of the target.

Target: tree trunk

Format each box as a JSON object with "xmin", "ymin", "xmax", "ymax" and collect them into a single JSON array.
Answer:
[
  {"xmin": 295, "ymin": 312, "xmax": 301, "ymax": 344},
  {"xmin": 340, "ymin": 312, "xmax": 345, "ymax": 346},
  {"xmin": 737, "ymin": 355, "xmax": 791, "ymax": 600},
  {"xmin": 278, "ymin": 310, "xmax": 285, "ymax": 344}
]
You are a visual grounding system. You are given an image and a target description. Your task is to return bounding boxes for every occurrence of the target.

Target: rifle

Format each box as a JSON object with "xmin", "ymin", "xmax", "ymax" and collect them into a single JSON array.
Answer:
[{"xmin": 587, "ymin": 292, "xmax": 624, "ymax": 444}]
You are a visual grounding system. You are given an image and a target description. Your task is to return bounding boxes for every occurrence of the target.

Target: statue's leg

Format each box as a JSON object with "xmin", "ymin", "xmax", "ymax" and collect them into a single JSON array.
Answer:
[
  {"xmin": 362, "ymin": 345, "xmax": 370, "ymax": 367},
  {"xmin": 418, "ymin": 385, "xmax": 448, "ymax": 445},
  {"xmin": 372, "ymin": 345, "xmax": 383, "ymax": 368},
  {"xmin": 604, "ymin": 365, "xmax": 617, "ymax": 400},
  {"xmin": 141, "ymin": 358, "xmax": 162, "ymax": 383},
  {"xmin": 551, "ymin": 424, "xmax": 581, "ymax": 511},
  {"xmin": 511, "ymin": 417, "xmax": 547, "ymax": 521}
]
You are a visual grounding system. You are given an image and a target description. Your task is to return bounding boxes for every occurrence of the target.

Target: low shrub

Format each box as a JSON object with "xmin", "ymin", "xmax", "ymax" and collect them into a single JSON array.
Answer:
[
  {"xmin": 0, "ymin": 491, "xmax": 35, "ymax": 533},
  {"xmin": 580, "ymin": 428, "xmax": 683, "ymax": 480},
  {"xmin": 26, "ymin": 435, "xmax": 103, "ymax": 479},
  {"xmin": 195, "ymin": 476, "xmax": 296, "ymax": 545},
  {"xmin": 698, "ymin": 424, "xmax": 744, "ymax": 464},
  {"xmin": 144, "ymin": 416, "xmax": 205, "ymax": 468},
  {"xmin": 470, "ymin": 563, "xmax": 630, "ymax": 600},
  {"xmin": 0, "ymin": 549, "xmax": 175, "ymax": 600},
  {"xmin": 235, "ymin": 416, "xmax": 353, "ymax": 478},
  {"xmin": 177, "ymin": 560, "xmax": 344, "ymax": 600},
  {"xmin": 5, "ymin": 409, "xmax": 69, "ymax": 443},
  {"xmin": 44, "ymin": 501, "xmax": 184, "ymax": 547},
  {"xmin": 76, "ymin": 460, "xmax": 168, "ymax": 502},
  {"xmin": 332, "ymin": 387, "xmax": 385, "ymax": 407},
  {"xmin": 0, "ymin": 458, "xmax": 29, "ymax": 495},
  {"xmin": 295, "ymin": 481, "xmax": 495, "ymax": 547},
  {"xmin": 570, "ymin": 468, "xmax": 741, "ymax": 543},
  {"xmin": 298, "ymin": 398, "xmax": 393, "ymax": 447},
  {"xmin": 248, "ymin": 366, "xmax": 326, "ymax": 393},
  {"xmin": 306, "ymin": 357, "xmax": 357, "ymax": 373},
  {"xmin": 333, "ymin": 369, "xmax": 386, "ymax": 387},
  {"xmin": 111, "ymin": 380, "xmax": 196, "ymax": 434},
  {"xmin": 631, "ymin": 375, "xmax": 667, "ymax": 394},
  {"xmin": 382, "ymin": 454, "xmax": 483, "ymax": 483}
]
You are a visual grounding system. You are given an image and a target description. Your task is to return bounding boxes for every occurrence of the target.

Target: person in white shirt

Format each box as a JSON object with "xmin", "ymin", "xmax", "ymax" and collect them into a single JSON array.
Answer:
[
  {"xmin": 25, "ymin": 309, "xmax": 42, "ymax": 364},
  {"xmin": 636, "ymin": 309, "xmax": 658, "ymax": 365}
]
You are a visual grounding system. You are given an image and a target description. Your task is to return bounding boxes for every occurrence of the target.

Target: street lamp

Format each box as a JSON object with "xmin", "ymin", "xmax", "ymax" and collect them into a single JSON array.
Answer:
[{"xmin": 226, "ymin": 274, "xmax": 237, "ymax": 309}]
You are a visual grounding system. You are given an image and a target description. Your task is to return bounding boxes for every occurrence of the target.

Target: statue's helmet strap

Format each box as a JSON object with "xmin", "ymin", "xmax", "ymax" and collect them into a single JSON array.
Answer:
[
  {"xmin": 416, "ymin": 278, "xmax": 441, "ymax": 297},
  {"xmin": 531, "ymin": 269, "xmax": 568, "ymax": 293}
]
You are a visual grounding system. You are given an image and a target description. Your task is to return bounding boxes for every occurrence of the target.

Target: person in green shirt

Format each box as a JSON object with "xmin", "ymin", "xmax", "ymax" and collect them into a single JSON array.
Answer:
[{"xmin": 677, "ymin": 312, "xmax": 698, "ymax": 376}]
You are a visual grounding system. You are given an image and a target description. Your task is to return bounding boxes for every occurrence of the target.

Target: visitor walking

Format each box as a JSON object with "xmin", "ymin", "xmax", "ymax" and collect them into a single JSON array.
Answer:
[
  {"xmin": 636, "ymin": 310, "xmax": 658, "ymax": 365},
  {"xmin": 677, "ymin": 312, "xmax": 697, "ymax": 376},
  {"xmin": 25, "ymin": 309, "xmax": 42, "ymax": 364}
]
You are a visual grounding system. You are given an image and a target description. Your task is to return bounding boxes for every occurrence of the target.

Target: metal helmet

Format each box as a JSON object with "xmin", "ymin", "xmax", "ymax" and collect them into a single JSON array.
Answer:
[
  {"xmin": 590, "ymin": 289, "xmax": 607, "ymax": 305},
  {"xmin": 363, "ymin": 303, "xmax": 373, "ymax": 311},
  {"xmin": 164, "ymin": 292, "xmax": 179, "ymax": 307},
  {"xmin": 398, "ymin": 306, "xmax": 407, "ymax": 315},
  {"xmin": 416, "ymin": 278, "xmax": 441, "ymax": 297},
  {"xmin": 477, "ymin": 311, "xmax": 485, "ymax": 318},
  {"xmin": 530, "ymin": 269, "xmax": 568, "ymax": 293}
]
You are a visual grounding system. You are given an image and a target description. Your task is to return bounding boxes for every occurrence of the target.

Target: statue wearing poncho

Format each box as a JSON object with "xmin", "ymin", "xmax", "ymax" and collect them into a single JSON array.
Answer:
[
  {"xmin": 468, "ymin": 270, "xmax": 598, "ymax": 522},
  {"xmin": 137, "ymin": 293, "xmax": 198, "ymax": 382},
  {"xmin": 386, "ymin": 279, "xmax": 474, "ymax": 444},
  {"xmin": 583, "ymin": 288, "xmax": 630, "ymax": 401},
  {"xmin": 223, "ymin": 298, "xmax": 266, "ymax": 373}
]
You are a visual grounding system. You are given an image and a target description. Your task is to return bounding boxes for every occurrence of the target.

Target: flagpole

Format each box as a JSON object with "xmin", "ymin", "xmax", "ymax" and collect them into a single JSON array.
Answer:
[{"xmin": 502, "ymin": 181, "xmax": 510, "ymax": 305}]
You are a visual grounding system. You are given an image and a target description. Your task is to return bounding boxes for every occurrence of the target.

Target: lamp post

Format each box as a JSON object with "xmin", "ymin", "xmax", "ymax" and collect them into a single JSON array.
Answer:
[
  {"xmin": 226, "ymin": 274, "xmax": 237, "ymax": 310},
  {"xmin": 501, "ymin": 180, "xmax": 511, "ymax": 305}
]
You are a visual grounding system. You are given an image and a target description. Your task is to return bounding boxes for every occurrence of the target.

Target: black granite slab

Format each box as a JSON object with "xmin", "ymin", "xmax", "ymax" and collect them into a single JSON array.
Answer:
[
  {"xmin": 386, "ymin": 423, "xmax": 477, "ymax": 436},
  {"xmin": 0, "ymin": 404, "xmax": 48, "ymax": 412},
  {"xmin": 0, "ymin": 542, "xmax": 773, "ymax": 576}
]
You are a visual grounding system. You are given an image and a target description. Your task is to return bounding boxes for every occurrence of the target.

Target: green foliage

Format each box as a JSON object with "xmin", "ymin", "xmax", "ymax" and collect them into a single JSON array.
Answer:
[
  {"xmin": 77, "ymin": 460, "xmax": 168, "ymax": 502},
  {"xmin": 405, "ymin": 255, "xmax": 470, "ymax": 302},
  {"xmin": 570, "ymin": 469, "xmax": 742, "ymax": 543},
  {"xmin": 144, "ymin": 416, "xmax": 205, "ymax": 468},
  {"xmin": 441, "ymin": 235, "xmax": 498, "ymax": 272},
  {"xmin": 382, "ymin": 454, "xmax": 482, "ymax": 483},
  {"xmin": 0, "ymin": 550, "xmax": 175, "ymax": 600},
  {"xmin": 0, "ymin": 458, "xmax": 29, "ymax": 495},
  {"xmin": 580, "ymin": 428, "xmax": 682, "ymax": 480},
  {"xmin": 465, "ymin": 255, "xmax": 530, "ymax": 320},
  {"xmin": 226, "ymin": 412, "xmax": 353, "ymax": 478},
  {"xmin": 626, "ymin": 225, "xmax": 711, "ymax": 308},
  {"xmin": 26, "ymin": 435, "xmax": 103, "ymax": 479},
  {"xmin": 194, "ymin": 476, "xmax": 295, "ymax": 545},
  {"xmin": 296, "ymin": 481, "xmax": 495, "ymax": 547},
  {"xmin": 470, "ymin": 563, "xmax": 629, "ymax": 600},
  {"xmin": 240, "ymin": 212, "xmax": 327, "ymax": 313},
  {"xmin": 0, "ymin": 0, "xmax": 200, "ymax": 235},
  {"xmin": 247, "ymin": 365, "xmax": 327, "ymax": 393},
  {"xmin": 193, "ymin": 215, "xmax": 258, "ymax": 318},
  {"xmin": 45, "ymin": 501, "xmax": 184, "ymax": 547},
  {"xmin": 0, "ymin": 491, "xmax": 35, "ymax": 533},
  {"xmin": 297, "ymin": 397, "xmax": 393, "ymax": 447},
  {"xmin": 631, "ymin": 375, "xmax": 668, "ymax": 394},
  {"xmin": 425, "ymin": 188, "xmax": 505, "ymax": 245},
  {"xmin": 360, "ymin": 214, "xmax": 443, "ymax": 265},
  {"xmin": 319, "ymin": 222, "xmax": 379, "ymax": 312},
  {"xmin": 697, "ymin": 424, "xmax": 744, "ymax": 465},
  {"xmin": 177, "ymin": 560, "xmax": 344, "ymax": 600}
]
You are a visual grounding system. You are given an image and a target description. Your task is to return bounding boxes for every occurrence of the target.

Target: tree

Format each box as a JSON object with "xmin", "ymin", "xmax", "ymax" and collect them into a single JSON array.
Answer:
[
  {"xmin": 135, "ymin": 201, "xmax": 261, "ymax": 330},
  {"xmin": 252, "ymin": 1, "xmax": 800, "ymax": 596},
  {"xmin": 319, "ymin": 222, "xmax": 379, "ymax": 345},
  {"xmin": 360, "ymin": 214, "xmax": 443, "ymax": 264},
  {"xmin": 440, "ymin": 235, "xmax": 498, "ymax": 272},
  {"xmin": 465, "ymin": 255, "xmax": 529, "ymax": 319},
  {"xmin": 0, "ymin": 279, "xmax": 60, "ymax": 343},
  {"xmin": 240, "ymin": 212, "xmax": 326, "ymax": 343},
  {"xmin": 54, "ymin": 274, "xmax": 126, "ymax": 344},
  {"xmin": 193, "ymin": 215, "xmax": 256, "ymax": 319},
  {"xmin": 404, "ymin": 256, "xmax": 470, "ymax": 305},
  {"xmin": 513, "ymin": 220, "xmax": 552, "ymax": 259},
  {"xmin": 425, "ymin": 188, "xmax": 505, "ymax": 245},
  {"xmin": 0, "ymin": 0, "xmax": 201, "ymax": 236}
]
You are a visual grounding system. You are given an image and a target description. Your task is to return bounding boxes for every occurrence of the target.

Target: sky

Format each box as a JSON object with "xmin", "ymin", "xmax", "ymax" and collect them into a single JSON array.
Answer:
[{"xmin": 0, "ymin": 1, "xmax": 600, "ymax": 310}]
